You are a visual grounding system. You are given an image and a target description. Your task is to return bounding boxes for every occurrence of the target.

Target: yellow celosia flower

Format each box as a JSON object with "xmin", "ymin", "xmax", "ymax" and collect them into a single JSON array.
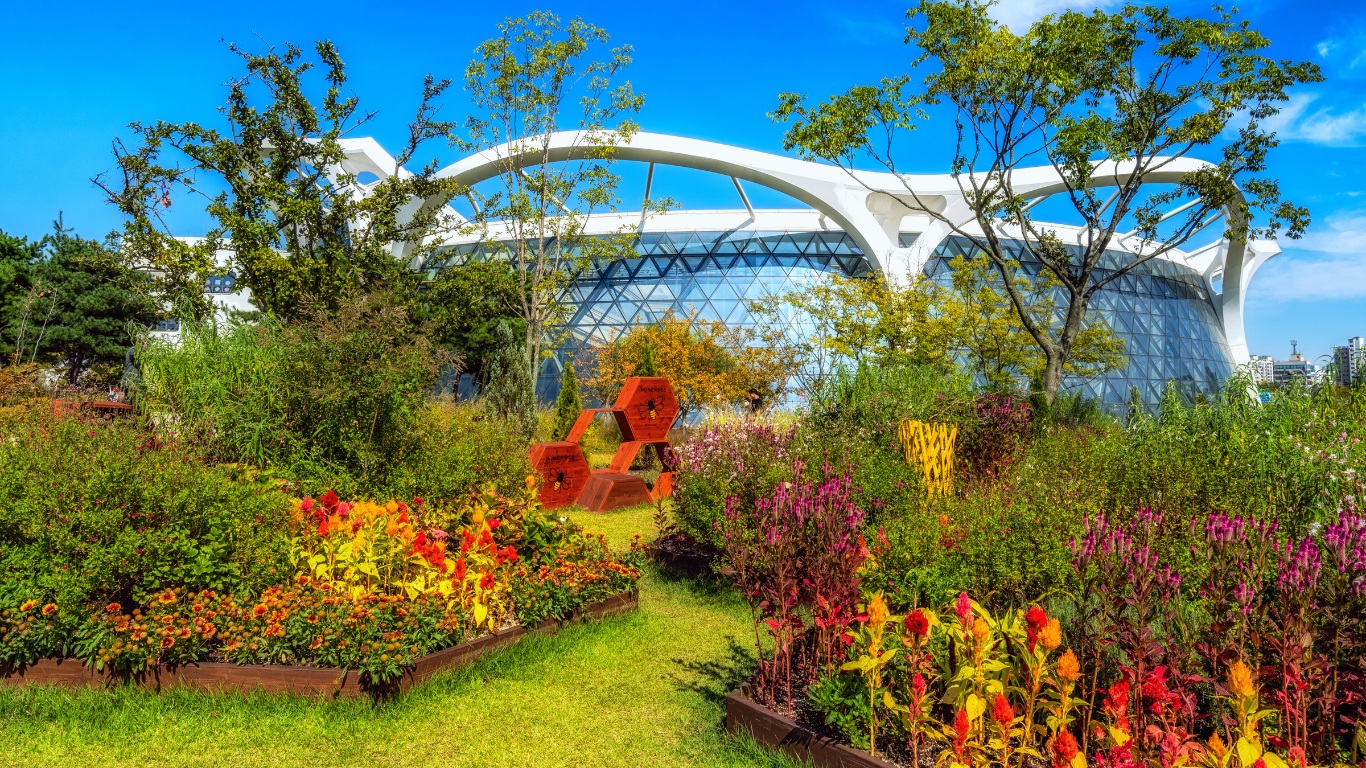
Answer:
[
  {"xmin": 1056, "ymin": 648, "xmax": 1081, "ymax": 682},
  {"xmin": 972, "ymin": 617, "xmax": 990, "ymax": 646},
  {"xmin": 385, "ymin": 499, "xmax": 399, "ymax": 514},
  {"xmin": 1228, "ymin": 660, "xmax": 1256, "ymax": 699},
  {"xmin": 867, "ymin": 593, "xmax": 889, "ymax": 626},
  {"xmin": 1041, "ymin": 618, "xmax": 1062, "ymax": 650}
]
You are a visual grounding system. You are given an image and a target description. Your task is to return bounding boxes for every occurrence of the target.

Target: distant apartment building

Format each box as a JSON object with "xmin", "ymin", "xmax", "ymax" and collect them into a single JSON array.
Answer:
[
  {"xmin": 1335, "ymin": 335, "xmax": 1365, "ymax": 387},
  {"xmin": 1249, "ymin": 354, "xmax": 1275, "ymax": 384}
]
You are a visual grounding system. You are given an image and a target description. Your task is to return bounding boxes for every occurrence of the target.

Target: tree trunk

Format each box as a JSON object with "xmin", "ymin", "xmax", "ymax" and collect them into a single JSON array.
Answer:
[{"xmin": 1040, "ymin": 352, "xmax": 1065, "ymax": 406}]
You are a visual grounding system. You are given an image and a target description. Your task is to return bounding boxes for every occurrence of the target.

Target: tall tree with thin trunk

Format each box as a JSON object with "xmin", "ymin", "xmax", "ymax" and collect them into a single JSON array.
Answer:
[
  {"xmin": 773, "ymin": 1, "xmax": 1319, "ymax": 404},
  {"xmin": 462, "ymin": 11, "xmax": 665, "ymax": 399}
]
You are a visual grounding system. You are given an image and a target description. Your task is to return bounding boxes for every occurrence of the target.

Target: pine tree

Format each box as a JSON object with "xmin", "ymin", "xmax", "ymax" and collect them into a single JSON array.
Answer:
[
  {"xmin": 484, "ymin": 320, "xmax": 536, "ymax": 438},
  {"xmin": 552, "ymin": 361, "xmax": 582, "ymax": 441}
]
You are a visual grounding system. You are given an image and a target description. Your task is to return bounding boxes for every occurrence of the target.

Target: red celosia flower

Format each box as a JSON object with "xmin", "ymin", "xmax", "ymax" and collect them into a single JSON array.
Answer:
[
  {"xmin": 414, "ymin": 530, "xmax": 427, "ymax": 548},
  {"xmin": 300, "ymin": 497, "xmax": 314, "ymax": 514},
  {"xmin": 953, "ymin": 708, "xmax": 970, "ymax": 742},
  {"xmin": 320, "ymin": 489, "xmax": 339, "ymax": 509},
  {"xmin": 904, "ymin": 609, "xmax": 930, "ymax": 638},
  {"xmin": 479, "ymin": 573, "xmax": 495, "ymax": 590},
  {"xmin": 412, "ymin": 497, "xmax": 424, "ymax": 506},
  {"xmin": 454, "ymin": 558, "xmax": 467, "ymax": 581},
  {"xmin": 317, "ymin": 519, "xmax": 329, "ymax": 536},
  {"xmin": 488, "ymin": 518, "xmax": 500, "ymax": 530},
  {"xmin": 1052, "ymin": 730, "xmax": 1080, "ymax": 768},
  {"xmin": 1026, "ymin": 605, "xmax": 1047, "ymax": 651},
  {"xmin": 911, "ymin": 673, "xmax": 926, "ymax": 699},
  {"xmin": 992, "ymin": 693, "xmax": 1014, "ymax": 725}
]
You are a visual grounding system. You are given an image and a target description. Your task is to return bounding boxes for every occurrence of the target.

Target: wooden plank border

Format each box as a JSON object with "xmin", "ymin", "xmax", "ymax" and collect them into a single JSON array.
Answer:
[
  {"xmin": 1, "ymin": 588, "xmax": 638, "ymax": 700},
  {"xmin": 725, "ymin": 684, "xmax": 899, "ymax": 768}
]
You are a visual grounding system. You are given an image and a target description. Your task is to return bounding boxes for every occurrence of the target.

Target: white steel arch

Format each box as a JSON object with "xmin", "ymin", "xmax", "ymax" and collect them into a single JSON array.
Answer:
[{"xmin": 339, "ymin": 131, "xmax": 1275, "ymax": 364}]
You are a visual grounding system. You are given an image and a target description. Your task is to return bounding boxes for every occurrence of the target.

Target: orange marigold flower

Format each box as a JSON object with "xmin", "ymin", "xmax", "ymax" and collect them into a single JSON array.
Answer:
[
  {"xmin": 252, "ymin": 604, "xmax": 269, "ymax": 618},
  {"xmin": 158, "ymin": 590, "xmax": 177, "ymax": 605},
  {"xmin": 42, "ymin": 603, "xmax": 57, "ymax": 616},
  {"xmin": 105, "ymin": 602, "xmax": 122, "ymax": 614},
  {"xmin": 161, "ymin": 637, "xmax": 175, "ymax": 649},
  {"xmin": 19, "ymin": 599, "xmax": 38, "ymax": 612},
  {"xmin": 265, "ymin": 623, "xmax": 285, "ymax": 637},
  {"xmin": 1056, "ymin": 649, "xmax": 1081, "ymax": 682}
]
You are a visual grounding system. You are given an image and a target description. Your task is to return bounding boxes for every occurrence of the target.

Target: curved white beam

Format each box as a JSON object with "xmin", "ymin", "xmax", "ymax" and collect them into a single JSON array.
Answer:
[{"xmin": 342, "ymin": 130, "xmax": 1267, "ymax": 365}]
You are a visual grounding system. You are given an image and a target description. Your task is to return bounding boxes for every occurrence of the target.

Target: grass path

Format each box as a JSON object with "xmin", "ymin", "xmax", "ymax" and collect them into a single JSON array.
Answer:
[{"xmin": 0, "ymin": 505, "xmax": 799, "ymax": 768}]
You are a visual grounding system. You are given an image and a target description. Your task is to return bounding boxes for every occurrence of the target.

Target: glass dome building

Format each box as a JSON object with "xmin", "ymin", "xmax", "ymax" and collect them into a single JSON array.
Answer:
[{"xmin": 218, "ymin": 131, "xmax": 1281, "ymax": 411}]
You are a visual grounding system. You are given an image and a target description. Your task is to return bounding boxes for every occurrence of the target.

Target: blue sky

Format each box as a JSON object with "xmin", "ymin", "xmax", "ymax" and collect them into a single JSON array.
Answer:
[{"xmin": 1, "ymin": 0, "xmax": 1363, "ymax": 362}]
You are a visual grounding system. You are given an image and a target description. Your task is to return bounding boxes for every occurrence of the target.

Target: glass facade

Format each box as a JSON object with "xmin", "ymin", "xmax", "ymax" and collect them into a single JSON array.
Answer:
[
  {"xmin": 924, "ymin": 237, "xmax": 1234, "ymax": 411},
  {"xmin": 431, "ymin": 228, "xmax": 1235, "ymax": 409},
  {"xmin": 429, "ymin": 230, "xmax": 872, "ymax": 399}
]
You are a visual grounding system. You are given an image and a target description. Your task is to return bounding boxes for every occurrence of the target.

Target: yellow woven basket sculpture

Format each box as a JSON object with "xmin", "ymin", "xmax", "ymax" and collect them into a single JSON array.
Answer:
[{"xmin": 897, "ymin": 420, "xmax": 958, "ymax": 497}]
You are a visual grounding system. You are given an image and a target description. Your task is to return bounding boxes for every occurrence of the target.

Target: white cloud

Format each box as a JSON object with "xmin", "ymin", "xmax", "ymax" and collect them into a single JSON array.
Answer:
[
  {"xmin": 1252, "ymin": 252, "xmax": 1366, "ymax": 302},
  {"xmin": 1293, "ymin": 210, "xmax": 1366, "ymax": 255},
  {"xmin": 987, "ymin": 0, "xmax": 1120, "ymax": 33},
  {"xmin": 1317, "ymin": 39, "xmax": 1340, "ymax": 58},
  {"xmin": 1256, "ymin": 92, "xmax": 1366, "ymax": 147},
  {"xmin": 1253, "ymin": 211, "xmax": 1366, "ymax": 303}
]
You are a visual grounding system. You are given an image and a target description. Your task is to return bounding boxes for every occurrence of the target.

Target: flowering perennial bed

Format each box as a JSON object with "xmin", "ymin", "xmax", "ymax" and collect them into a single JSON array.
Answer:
[
  {"xmin": 711, "ymin": 457, "xmax": 1366, "ymax": 768},
  {"xmin": 0, "ymin": 484, "xmax": 644, "ymax": 696},
  {"xmin": 0, "ymin": 589, "xmax": 637, "ymax": 698}
]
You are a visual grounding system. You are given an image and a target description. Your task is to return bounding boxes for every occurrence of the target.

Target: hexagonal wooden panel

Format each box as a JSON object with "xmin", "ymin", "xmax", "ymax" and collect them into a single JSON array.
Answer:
[
  {"xmin": 528, "ymin": 441, "xmax": 591, "ymax": 509},
  {"xmin": 614, "ymin": 377, "xmax": 679, "ymax": 442}
]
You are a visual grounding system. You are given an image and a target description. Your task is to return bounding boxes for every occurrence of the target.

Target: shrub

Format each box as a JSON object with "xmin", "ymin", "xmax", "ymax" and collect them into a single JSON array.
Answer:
[
  {"xmin": 0, "ymin": 409, "xmax": 293, "ymax": 629},
  {"xmin": 551, "ymin": 361, "xmax": 582, "ymax": 441},
  {"xmin": 673, "ymin": 415, "xmax": 796, "ymax": 551}
]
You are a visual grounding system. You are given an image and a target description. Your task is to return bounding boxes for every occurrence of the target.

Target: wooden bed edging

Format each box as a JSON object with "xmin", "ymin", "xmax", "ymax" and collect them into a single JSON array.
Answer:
[
  {"xmin": 1, "ymin": 588, "xmax": 638, "ymax": 700},
  {"xmin": 725, "ymin": 684, "xmax": 899, "ymax": 768}
]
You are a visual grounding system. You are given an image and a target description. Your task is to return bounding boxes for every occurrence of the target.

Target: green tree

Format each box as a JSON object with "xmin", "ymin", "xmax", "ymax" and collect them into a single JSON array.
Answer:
[
  {"xmin": 935, "ymin": 255, "xmax": 1123, "ymax": 392},
  {"xmin": 462, "ymin": 12, "xmax": 668, "ymax": 401},
  {"xmin": 0, "ymin": 231, "xmax": 42, "ymax": 364},
  {"xmin": 420, "ymin": 259, "xmax": 525, "ymax": 383},
  {"xmin": 96, "ymin": 40, "xmax": 463, "ymax": 321},
  {"xmin": 484, "ymin": 319, "xmax": 537, "ymax": 438},
  {"xmin": 773, "ymin": 1, "xmax": 1318, "ymax": 404},
  {"xmin": 552, "ymin": 361, "xmax": 583, "ymax": 440},
  {"xmin": 12, "ymin": 222, "xmax": 157, "ymax": 383}
]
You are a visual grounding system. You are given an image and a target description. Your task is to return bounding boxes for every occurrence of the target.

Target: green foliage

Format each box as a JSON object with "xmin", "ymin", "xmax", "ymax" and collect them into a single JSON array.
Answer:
[
  {"xmin": 135, "ymin": 292, "xmax": 440, "ymax": 492},
  {"xmin": 133, "ymin": 296, "xmax": 525, "ymax": 501},
  {"xmin": 2, "ymin": 222, "xmax": 156, "ymax": 382},
  {"xmin": 97, "ymin": 40, "xmax": 462, "ymax": 320},
  {"xmin": 483, "ymin": 320, "xmax": 537, "ymax": 438},
  {"xmin": 637, "ymin": 342, "xmax": 657, "ymax": 376},
  {"xmin": 0, "ymin": 231, "xmax": 42, "ymax": 364},
  {"xmin": 551, "ymin": 361, "xmax": 582, "ymax": 441},
  {"xmin": 420, "ymin": 260, "xmax": 525, "ymax": 381},
  {"xmin": 0, "ymin": 410, "xmax": 293, "ymax": 630}
]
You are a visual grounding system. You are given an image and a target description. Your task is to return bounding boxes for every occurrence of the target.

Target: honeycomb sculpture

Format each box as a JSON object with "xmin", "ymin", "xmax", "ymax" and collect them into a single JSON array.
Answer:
[{"xmin": 528, "ymin": 377, "xmax": 680, "ymax": 512}]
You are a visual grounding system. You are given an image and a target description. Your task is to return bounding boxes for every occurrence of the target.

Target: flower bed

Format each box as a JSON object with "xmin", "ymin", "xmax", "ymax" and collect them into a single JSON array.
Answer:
[
  {"xmin": 0, "ymin": 480, "xmax": 644, "ymax": 696},
  {"xmin": 0, "ymin": 589, "xmax": 637, "ymax": 698}
]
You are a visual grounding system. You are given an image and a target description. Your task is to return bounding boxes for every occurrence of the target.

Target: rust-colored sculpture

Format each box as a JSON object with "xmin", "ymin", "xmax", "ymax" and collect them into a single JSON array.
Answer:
[{"xmin": 527, "ymin": 376, "xmax": 680, "ymax": 512}]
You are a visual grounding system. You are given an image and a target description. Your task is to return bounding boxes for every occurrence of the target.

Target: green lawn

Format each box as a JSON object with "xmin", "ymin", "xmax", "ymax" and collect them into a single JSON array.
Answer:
[{"xmin": 0, "ymin": 505, "xmax": 799, "ymax": 768}]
